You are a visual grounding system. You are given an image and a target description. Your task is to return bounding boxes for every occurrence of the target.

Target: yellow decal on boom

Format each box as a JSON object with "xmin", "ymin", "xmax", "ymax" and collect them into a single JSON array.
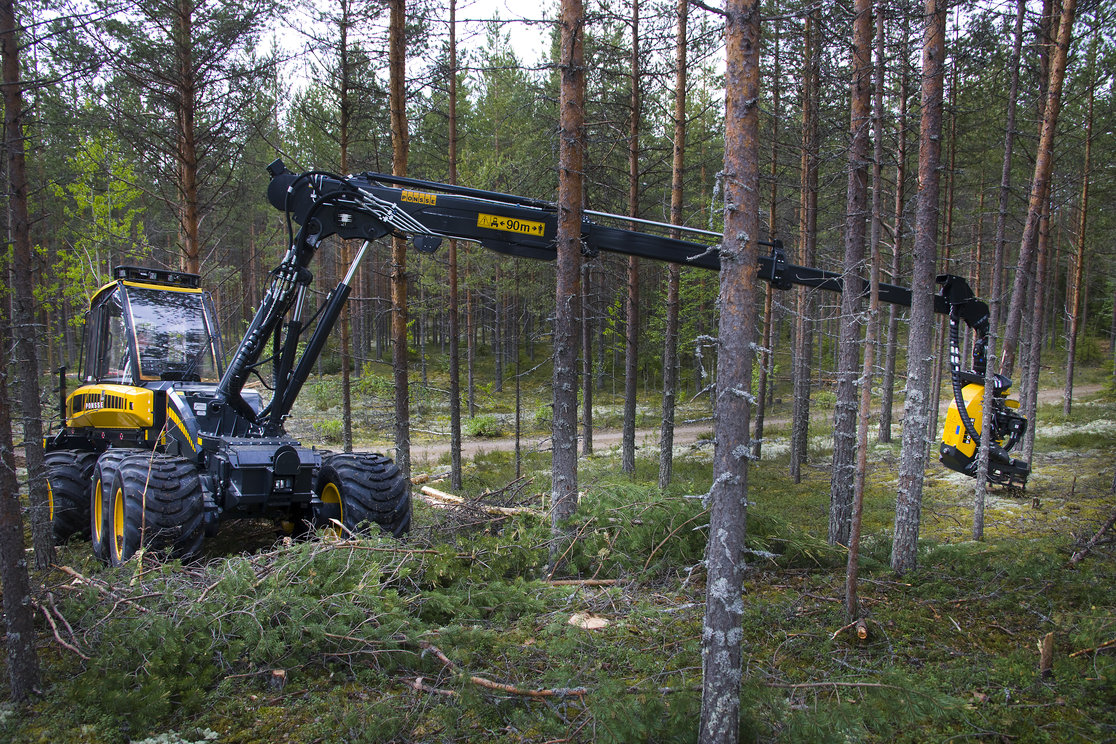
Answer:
[
  {"xmin": 477, "ymin": 213, "xmax": 545, "ymax": 237},
  {"xmin": 401, "ymin": 190, "xmax": 436, "ymax": 206}
]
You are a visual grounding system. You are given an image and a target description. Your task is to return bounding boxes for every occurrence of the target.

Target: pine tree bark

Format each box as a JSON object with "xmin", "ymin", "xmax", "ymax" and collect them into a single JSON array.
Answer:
[
  {"xmin": 699, "ymin": 1, "xmax": 760, "ymax": 740},
  {"xmin": 1022, "ymin": 202, "xmax": 1051, "ymax": 463},
  {"xmin": 658, "ymin": 0, "xmax": 687, "ymax": 491},
  {"xmin": 448, "ymin": 0, "xmax": 462, "ymax": 490},
  {"xmin": 0, "ymin": 312, "xmax": 41, "ymax": 702},
  {"xmin": 892, "ymin": 0, "xmax": 945, "ymax": 574},
  {"xmin": 847, "ymin": 3, "xmax": 885, "ymax": 619},
  {"xmin": 621, "ymin": 0, "xmax": 641, "ymax": 475},
  {"xmin": 830, "ymin": 0, "xmax": 872, "ymax": 547},
  {"xmin": 999, "ymin": 0, "xmax": 1077, "ymax": 378},
  {"xmin": 974, "ymin": 0, "xmax": 1026, "ymax": 540},
  {"xmin": 1064, "ymin": 24, "xmax": 1095, "ymax": 417},
  {"xmin": 927, "ymin": 55, "xmax": 958, "ymax": 452},
  {"xmin": 389, "ymin": 0, "xmax": 410, "ymax": 480},
  {"xmin": 339, "ymin": 0, "xmax": 354, "ymax": 453},
  {"xmin": 878, "ymin": 30, "xmax": 908, "ymax": 445},
  {"xmin": 551, "ymin": 0, "xmax": 585, "ymax": 547},
  {"xmin": 2, "ymin": 0, "xmax": 52, "ymax": 568},
  {"xmin": 753, "ymin": 17, "xmax": 779, "ymax": 461},
  {"xmin": 581, "ymin": 258, "xmax": 594, "ymax": 456},
  {"xmin": 789, "ymin": 8, "xmax": 819, "ymax": 483},
  {"xmin": 175, "ymin": 0, "xmax": 201, "ymax": 273}
]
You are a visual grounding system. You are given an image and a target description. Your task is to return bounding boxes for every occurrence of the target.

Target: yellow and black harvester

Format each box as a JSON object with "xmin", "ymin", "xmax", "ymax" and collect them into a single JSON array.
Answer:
[
  {"xmin": 45, "ymin": 264, "xmax": 408, "ymax": 565},
  {"xmin": 44, "ymin": 159, "xmax": 1029, "ymax": 564}
]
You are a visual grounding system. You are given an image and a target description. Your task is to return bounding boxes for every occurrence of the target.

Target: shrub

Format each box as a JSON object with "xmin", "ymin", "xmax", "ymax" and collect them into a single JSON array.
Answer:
[
  {"xmin": 464, "ymin": 414, "xmax": 504, "ymax": 438},
  {"xmin": 314, "ymin": 419, "xmax": 344, "ymax": 443}
]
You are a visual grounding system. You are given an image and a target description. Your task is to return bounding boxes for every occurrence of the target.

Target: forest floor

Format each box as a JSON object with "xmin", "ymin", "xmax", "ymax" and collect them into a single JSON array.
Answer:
[
  {"xmin": 401, "ymin": 383, "xmax": 1105, "ymax": 465},
  {"xmin": 2, "ymin": 374, "xmax": 1113, "ymax": 743}
]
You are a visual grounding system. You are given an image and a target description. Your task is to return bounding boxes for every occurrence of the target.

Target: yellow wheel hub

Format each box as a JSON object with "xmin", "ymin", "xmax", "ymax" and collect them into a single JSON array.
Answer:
[
  {"xmin": 47, "ymin": 481, "xmax": 54, "ymax": 523},
  {"xmin": 322, "ymin": 482, "xmax": 343, "ymax": 533},
  {"xmin": 93, "ymin": 478, "xmax": 103, "ymax": 544},
  {"xmin": 112, "ymin": 486, "xmax": 125, "ymax": 560}
]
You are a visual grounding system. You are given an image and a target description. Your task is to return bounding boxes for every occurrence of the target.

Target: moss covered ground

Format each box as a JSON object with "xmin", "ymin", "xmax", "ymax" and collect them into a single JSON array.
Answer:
[{"xmin": 2, "ymin": 379, "xmax": 1114, "ymax": 743}]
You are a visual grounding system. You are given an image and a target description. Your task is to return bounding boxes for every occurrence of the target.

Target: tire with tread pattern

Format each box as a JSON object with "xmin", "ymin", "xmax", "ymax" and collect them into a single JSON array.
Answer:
[
  {"xmin": 46, "ymin": 450, "xmax": 97, "ymax": 543},
  {"xmin": 315, "ymin": 453, "xmax": 410, "ymax": 537},
  {"xmin": 108, "ymin": 454, "xmax": 205, "ymax": 566},
  {"xmin": 90, "ymin": 450, "xmax": 133, "ymax": 562}
]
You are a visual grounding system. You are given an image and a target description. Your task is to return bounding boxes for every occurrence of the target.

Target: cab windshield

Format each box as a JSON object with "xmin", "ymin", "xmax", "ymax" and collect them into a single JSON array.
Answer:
[{"xmin": 125, "ymin": 287, "xmax": 220, "ymax": 382}]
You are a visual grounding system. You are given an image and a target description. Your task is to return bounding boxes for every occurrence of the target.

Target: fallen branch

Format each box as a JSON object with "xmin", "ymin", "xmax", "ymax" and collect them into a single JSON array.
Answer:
[
  {"xmin": 410, "ymin": 676, "xmax": 457, "ymax": 697},
  {"xmin": 55, "ymin": 565, "xmax": 149, "ymax": 613},
  {"xmin": 39, "ymin": 603, "xmax": 89, "ymax": 660},
  {"xmin": 419, "ymin": 486, "xmax": 544, "ymax": 518},
  {"xmin": 1069, "ymin": 637, "xmax": 1116, "ymax": 658},
  {"xmin": 419, "ymin": 641, "xmax": 586, "ymax": 699},
  {"xmin": 546, "ymin": 579, "xmax": 617, "ymax": 587},
  {"xmin": 1069, "ymin": 505, "xmax": 1116, "ymax": 565}
]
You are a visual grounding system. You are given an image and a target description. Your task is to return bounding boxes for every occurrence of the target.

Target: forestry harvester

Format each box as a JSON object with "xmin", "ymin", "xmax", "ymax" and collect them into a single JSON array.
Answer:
[{"xmin": 44, "ymin": 160, "xmax": 1029, "ymax": 563}]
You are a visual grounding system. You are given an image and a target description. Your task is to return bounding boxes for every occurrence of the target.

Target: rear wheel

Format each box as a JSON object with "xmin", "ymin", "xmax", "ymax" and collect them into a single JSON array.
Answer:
[
  {"xmin": 107, "ymin": 454, "xmax": 205, "ymax": 566},
  {"xmin": 46, "ymin": 450, "xmax": 97, "ymax": 543},
  {"xmin": 314, "ymin": 453, "xmax": 410, "ymax": 537},
  {"xmin": 90, "ymin": 450, "xmax": 133, "ymax": 562}
]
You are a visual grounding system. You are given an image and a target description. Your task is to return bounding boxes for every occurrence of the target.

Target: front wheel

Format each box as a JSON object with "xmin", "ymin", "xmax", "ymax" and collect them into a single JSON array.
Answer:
[
  {"xmin": 108, "ymin": 454, "xmax": 205, "ymax": 566},
  {"xmin": 46, "ymin": 450, "xmax": 97, "ymax": 543},
  {"xmin": 91, "ymin": 450, "xmax": 133, "ymax": 562},
  {"xmin": 314, "ymin": 453, "xmax": 410, "ymax": 538}
]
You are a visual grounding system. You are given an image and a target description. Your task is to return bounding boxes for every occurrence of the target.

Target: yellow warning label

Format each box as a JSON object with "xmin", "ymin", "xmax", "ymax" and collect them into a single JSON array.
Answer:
[
  {"xmin": 401, "ymin": 190, "xmax": 437, "ymax": 206},
  {"xmin": 477, "ymin": 213, "xmax": 546, "ymax": 237}
]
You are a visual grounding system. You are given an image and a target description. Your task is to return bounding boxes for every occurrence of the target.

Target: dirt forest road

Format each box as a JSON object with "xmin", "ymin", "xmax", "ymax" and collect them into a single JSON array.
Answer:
[{"xmin": 401, "ymin": 383, "xmax": 1104, "ymax": 466}]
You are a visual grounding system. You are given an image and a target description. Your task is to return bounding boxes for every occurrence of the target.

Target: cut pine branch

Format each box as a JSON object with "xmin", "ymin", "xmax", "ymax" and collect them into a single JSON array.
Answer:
[
  {"xmin": 418, "ymin": 641, "xmax": 586, "ymax": 699},
  {"xmin": 418, "ymin": 486, "xmax": 543, "ymax": 518}
]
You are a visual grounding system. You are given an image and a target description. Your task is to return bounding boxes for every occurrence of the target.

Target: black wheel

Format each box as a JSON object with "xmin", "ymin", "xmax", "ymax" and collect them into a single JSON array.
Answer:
[
  {"xmin": 45, "ymin": 450, "xmax": 97, "ymax": 544},
  {"xmin": 90, "ymin": 450, "xmax": 133, "ymax": 562},
  {"xmin": 107, "ymin": 454, "xmax": 205, "ymax": 566},
  {"xmin": 314, "ymin": 453, "xmax": 410, "ymax": 537}
]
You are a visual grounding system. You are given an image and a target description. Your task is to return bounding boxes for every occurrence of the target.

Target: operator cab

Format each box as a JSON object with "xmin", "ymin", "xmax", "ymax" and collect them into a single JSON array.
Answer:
[{"xmin": 83, "ymin": 266, "xmax": 223, "ymax": 386}]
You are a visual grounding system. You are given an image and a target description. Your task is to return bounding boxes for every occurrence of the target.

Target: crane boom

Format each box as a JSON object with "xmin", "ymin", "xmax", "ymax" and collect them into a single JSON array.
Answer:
[{"xmin": 213, "ymin": 160, "xmax": 1028, "ymax": 486}]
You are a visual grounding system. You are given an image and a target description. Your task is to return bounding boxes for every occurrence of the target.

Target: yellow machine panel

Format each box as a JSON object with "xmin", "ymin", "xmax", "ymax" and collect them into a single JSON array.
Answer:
[
  {"xmin": 941, "ymin": 382, "xmax": 1022, "ymax": 458},
  {"xmin": 67, "ymin": 385, "xmax": 154, "ymax": 430}
]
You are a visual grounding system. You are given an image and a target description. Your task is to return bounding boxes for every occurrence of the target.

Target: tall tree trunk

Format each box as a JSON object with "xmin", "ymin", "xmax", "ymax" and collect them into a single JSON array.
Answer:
[
  {"xmin": 830, "ymin": 0, "xmax": 872, "ymax": 547},
  {"xmin": 551, "ymin": 0, "xmax": 585, "ymax": 552},
  {"xmin": 1064, "ymin": 23, "xmax": 1095, "ymax": 417},
  {"xmin": 389, "ymin": 0, "xmax": 410, "ymax": 480},
  {"xmin": 621, "ymin": 0, "xmax": 641, "ymax": 474},
  {"xmin": 878, "ymin": 19, "xmax": 909, "ymax": 444},
  {"xmin": 174, "ymin": 0, "xmax": 201, "ymax": 274},
  {"xmin": 447, "ymin": 0, "xmax": 462, "ymax": 490},
  {"xmin": 658, "ymin": 0, "xmax": 687, "ymax": 490},
  {"xmin": 1022, "ymin": 201, "xmax": 1051, "ymax": 463},
  {"xmin": 0, "ymin": 312, "xmax": 40, "ymax": 701},
  {"xmin": 927, "ymin": 50, "xmax": 958, "ymax": 452},
  {"xmin": 891, "ymin": 0, "xmax": 945, "ymax": 574},
  {"xmin": 847, "ymin": 2, "xmax": 885, "ymax": 620},
  {"xmin": 754, "ymin": 17, "xmax": 779, "ymax": 460},
  {"xmin": 999, "ymin": 0, "xmax": 1077, "ymax": 378},
  {"xmin": 339, "ymin": 0, "xmax": 354, "ymax": 453},
  {"xmin": 2, "ymin": 0, "xmax": 52, "ymax": 568},
  {"xmin": 974, "ymin": 0, "xmax": 1027, "ymax": 540},
  {"xmin": 699, "ymin": 1, "xmax": 760, "ymax": 740},
  {"xmin": 581, "ymin": 258, "xmax": 593, "ymax": 456},
  {"xmin": 789, "ymin": 8, "xmax": 819, "ymax": 483}
]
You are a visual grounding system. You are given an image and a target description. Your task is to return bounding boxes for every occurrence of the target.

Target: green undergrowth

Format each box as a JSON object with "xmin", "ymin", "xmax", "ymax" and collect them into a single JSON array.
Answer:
[{"xmin": 4, "ymin": 396, "xmax": 1115, "ymax": 742}]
